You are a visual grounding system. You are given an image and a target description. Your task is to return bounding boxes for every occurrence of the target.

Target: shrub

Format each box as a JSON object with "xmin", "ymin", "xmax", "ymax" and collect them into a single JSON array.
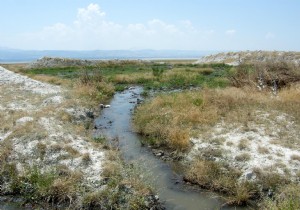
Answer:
[
  {"xmin": 229, "ymin": 61, "xmax": 300, "ymax": 90},
  {"xmin": 152, "ymin": 66, "xmax": 165, "ymax": 78}
]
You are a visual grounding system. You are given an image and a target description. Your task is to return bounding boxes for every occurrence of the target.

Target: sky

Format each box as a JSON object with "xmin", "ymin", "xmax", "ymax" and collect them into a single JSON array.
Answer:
[{"xmin": 0, "ymin": 0, "xmax": 299, "ymax": 51}]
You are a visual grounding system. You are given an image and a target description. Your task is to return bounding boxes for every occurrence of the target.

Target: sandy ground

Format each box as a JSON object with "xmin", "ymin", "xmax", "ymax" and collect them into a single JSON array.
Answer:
[{"xmin": 0, "ymin": 66, "xmax": 105, "ymax": 187}]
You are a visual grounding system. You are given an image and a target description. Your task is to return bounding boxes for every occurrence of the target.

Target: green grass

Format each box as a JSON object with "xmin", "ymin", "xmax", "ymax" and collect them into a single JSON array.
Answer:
[
  {"xmin": 0, "ymin": 163, "xmax": 81, "ymax": 206},
  {"xmin": 23, "ymin": 61, "xmax": 232, "ymax": 91},
  {"xmin": 26, "ymin": 66, "xmax": 82, "ymax": 78}
]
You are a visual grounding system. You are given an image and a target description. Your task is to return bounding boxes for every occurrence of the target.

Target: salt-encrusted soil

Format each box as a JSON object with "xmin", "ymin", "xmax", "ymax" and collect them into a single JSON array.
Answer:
[
  {"xmin": 187, "ymin": 109, "xmax": 300, "ymax": 182},
  {"xmin": 0, "ymin": 66, "xmax": 105, "ymax": 188},
  {"xmin": 0, "ymin": 66, "xmax": 61, "ymax": 94}
]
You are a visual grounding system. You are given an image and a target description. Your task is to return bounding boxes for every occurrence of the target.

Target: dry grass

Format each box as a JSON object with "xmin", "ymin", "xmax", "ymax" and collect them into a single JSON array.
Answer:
[
  {"xmin": 36, "ymin": 142, "xmax": 47, "ymax": 160},
  {"xmin": 73, "ymin": 81, "xmax": 115, "ymax": 106},
  {"xmin": 257, "ymin": 146, "xmax": 270, "ymax": 154},
  {"xmin": 238, "ymin": 139, "xmax": 250, "ymax": 150},
  {"xmin": 102, "ymin": 150, "xmax": 122, "ymax": 178},
  {"xmin": 290, "ymin": 154, "xmax": 300, "ymax": 162},
  {"xmin": 253, "ymin": 167, "xmax": 290, "ymax": 190},
  {"xmin": 134, "ymin": 84, "xmax": 300, "ymax": 151},
  {"xmin": 152, "ymin": 59, "xmax": 197, "ymax": 64},
  {"xmin": 81, "ymin": 153, "xmax": 91, "ymax": 165},
  {"xmin": 199, "ymin": 147, "xmax": 224, "ymax": 159},
  {"xmin": 208, "ymin": 137, "xmax": 225, "ymax": 145},
  {"xmin": 185, "ymin": 160, "xmax": 240, "ymax": 191},
  {"xmin": 235, "ymin": 153, "xmax": 251, "ymax": 161},
  {"xmin": 226, "ymin": 141, "xmax": 234, "ymax": 146},
  {"xmin": 63, "ymin": 145, "xmax": 80, "ymax": 157},
  {"xmin": 0, "ymin": 63, "xmax": 27, "ymax": 73},
  {"xmin": 184, "ymin": 159, "xmax": 258, "ymax": 205},
  {"xmin": 261, "ymin": 184, "xmax": 300, "ymax": 210},
  {"xmin": 230, "ymin": 61, "xmax": 300, "ymax": 90},
  {"xmin": 112, "ymin": 72, "xmax": 153, "ymax": 84},
  {"xmin": 30, "ymin": 75, "xmax": 71, "ymax": 87},
  {"xmin": 276, "ymin": 84, "xmax": 300, "ymax": 122},
  {"xmin": 0, "ymin": 140, "xmax": 12, "ymax": 166},
  {"xmin": 84, "ymin": 149, "xmax": 154, "ymax": 209},
  {"xmin": 7, "ymin": 121, "xmax": 48, "ymax": 142},
  {"xmin": 133, "ymin": 87, "xmax": 251, "ymax": 150}
]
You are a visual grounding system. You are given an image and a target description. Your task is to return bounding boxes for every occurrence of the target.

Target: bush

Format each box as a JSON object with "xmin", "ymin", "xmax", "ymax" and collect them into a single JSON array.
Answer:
[
  {"xmin": 229, "ymin": 61, "xmax": 300, "ymax": 90},
  {"xmin": 152, "ymin": 66, "xmax": 165, "ymax": 79}
]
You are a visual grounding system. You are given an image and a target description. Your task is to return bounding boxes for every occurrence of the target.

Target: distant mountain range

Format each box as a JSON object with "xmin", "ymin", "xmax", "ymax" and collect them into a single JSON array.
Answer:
[{"xmin": 0, "ymin": 49, "xmax": 216, "ymax": 63}]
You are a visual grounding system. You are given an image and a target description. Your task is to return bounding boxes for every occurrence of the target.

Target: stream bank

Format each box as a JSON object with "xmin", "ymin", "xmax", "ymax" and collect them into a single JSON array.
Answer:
[{"xmin": 93, "ymin": 86, "xmax": 241, "ymax": 210}]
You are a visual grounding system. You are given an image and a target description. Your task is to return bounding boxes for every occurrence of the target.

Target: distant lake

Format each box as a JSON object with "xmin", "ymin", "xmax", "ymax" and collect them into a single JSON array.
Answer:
[{"xmin": 0, "ymin": 49, "xmax": 214, "ymax": 63}]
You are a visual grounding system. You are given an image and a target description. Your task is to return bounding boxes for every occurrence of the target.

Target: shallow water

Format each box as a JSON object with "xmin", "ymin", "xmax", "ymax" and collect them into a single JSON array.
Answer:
[{"xmin": 94, "ymin": 86, "xmax": 242, "ymax": 210}]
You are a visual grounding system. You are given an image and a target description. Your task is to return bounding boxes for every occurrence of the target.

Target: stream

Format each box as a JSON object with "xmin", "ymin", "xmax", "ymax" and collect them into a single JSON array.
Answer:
[{"xmin": 93, "ymin": 86, "xmax": 240, "ymax": 210}]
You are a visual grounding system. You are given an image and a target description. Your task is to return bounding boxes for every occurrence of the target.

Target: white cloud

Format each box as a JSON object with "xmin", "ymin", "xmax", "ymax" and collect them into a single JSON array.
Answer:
[
  {"xmin": 148, "ymin": 19, "xmax": 178, "ymax": 33},
  {"xmin": 225, "ymin": 29, "xmax": 236, "ymax": 36},
  {"xmin": 10, "ymin": 4, "xmax": 217, "ymax": 50},
  {"xmin": 77, "ymin": 3, "xmax": 105, "ymax": 22}
]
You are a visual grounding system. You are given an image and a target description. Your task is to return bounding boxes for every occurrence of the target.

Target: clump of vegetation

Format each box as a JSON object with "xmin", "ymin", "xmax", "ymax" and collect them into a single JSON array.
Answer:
[
  {"xmin": 152, "ymin": 65, "xmax": 165, "ymax": 79},
  {"xmin": 74, "ymin": 66, "xmax": 115, "ymax": 105},
  {"xmin": 133, "ymin": 87, "xmax": 256, "ymax": 151},
  {"xmin": 261, "ymin": 184, "xmax": 300, "ymax": 210},
  {"xmin": 235, "ymin": 153, "xmax": 251, "ymax": 161},
  {"xmin": 290, "ymin": 154, "xmax": 300, "ymax": 162},
  {"xmin": 134, "ymin": 82, "xmax": 300, "ymax": 152},
  {"xmin": 184, "ymin": 159, "xmax": 258, "ymax": 206},
  {"xmin": 81, "ymin": 153, "xmax": 92, "ymax": 165},
  {"xmin": 229, "ymin": 61, "xmax": 300, "ymax": 91},
  {"xmin": 0, "ymin": 164, "xmax": 81, "ymax": 207},
  {"xmin": 257, "ymin": 146, "xmax": 270, "ymax": 154},
  {"xmin": 82, "ymin": 150, "xmax": 160, "ymax": 210},
  {"xmin": 238, "ymin": 139, "xmax": 250, "ymax": 150},
  {"xmin": 0, "ymin": 147, "xmax": 158, "ymax": 209}
]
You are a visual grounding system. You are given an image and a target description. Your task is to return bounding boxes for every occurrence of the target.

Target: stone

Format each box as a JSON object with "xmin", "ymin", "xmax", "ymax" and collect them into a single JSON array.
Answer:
[
  {"xmin": 86, "ymin": 111, "xmax": 94, "ymax": 119},
  {"xmin": 16, "ymin": 116, "xmax": 34, "ymax": 125},
  {"xmin": 100, "ymin": 104, "xmax": 110, "ymax": 108},
  {"xmin": 137, "ymin": 98, "xmax": 144, "ymax": 104},
  {"xmin": 245, "ymin": 171, "xmax": 254, "ymax": 180}
]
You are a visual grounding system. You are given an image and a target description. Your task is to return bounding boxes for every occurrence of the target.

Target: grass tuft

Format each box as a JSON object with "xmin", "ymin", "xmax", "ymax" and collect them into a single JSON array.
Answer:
[
  {"xmin": 235, "ymin": 153, "xmax": 251, "ymax": 162},
  {"xmin": 290, "ymin": 154, "xmax": 300, "ymax": 162}
]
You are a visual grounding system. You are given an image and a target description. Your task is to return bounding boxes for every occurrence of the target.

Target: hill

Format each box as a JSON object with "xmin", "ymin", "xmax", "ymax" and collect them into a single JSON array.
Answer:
[{"xmin": 196, "ymin": 51, "xmax": 300, "ymax": 66}]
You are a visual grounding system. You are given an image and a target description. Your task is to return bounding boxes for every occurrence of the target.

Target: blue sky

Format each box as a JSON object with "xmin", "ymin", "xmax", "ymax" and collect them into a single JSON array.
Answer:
[{"xmin": 0, "ymin": 0, "xmax": 299, "ymax": 51}]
